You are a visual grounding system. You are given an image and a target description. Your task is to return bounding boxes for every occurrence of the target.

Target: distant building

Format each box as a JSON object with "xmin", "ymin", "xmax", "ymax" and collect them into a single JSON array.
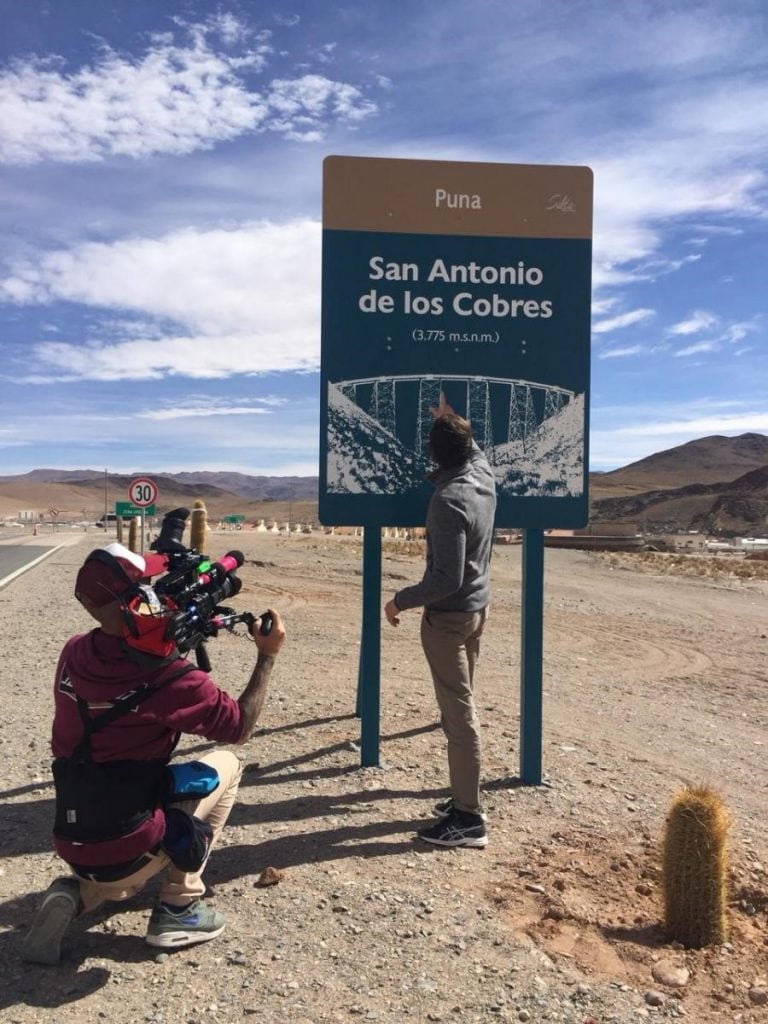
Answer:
[{"xmin": 664, "ymin": 532, "xmax": 708, "ymax": 553}]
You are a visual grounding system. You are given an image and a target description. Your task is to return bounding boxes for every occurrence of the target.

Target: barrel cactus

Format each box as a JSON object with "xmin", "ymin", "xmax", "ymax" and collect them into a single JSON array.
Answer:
[{"xmin": 662, "ymin": 786, "xmax": 730, "ymax": 947}]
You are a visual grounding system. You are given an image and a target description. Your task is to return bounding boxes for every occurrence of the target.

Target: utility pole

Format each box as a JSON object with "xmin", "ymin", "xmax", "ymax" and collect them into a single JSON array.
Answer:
[{"xmin": 104, "ymin": 468, "xmax": 108, "ymax": 525}]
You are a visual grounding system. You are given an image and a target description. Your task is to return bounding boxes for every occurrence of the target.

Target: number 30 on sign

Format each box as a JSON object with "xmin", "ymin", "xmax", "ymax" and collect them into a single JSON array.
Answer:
[{"xmin": 128, "ymin": 477, "xmax": 158, "ymax": 507}]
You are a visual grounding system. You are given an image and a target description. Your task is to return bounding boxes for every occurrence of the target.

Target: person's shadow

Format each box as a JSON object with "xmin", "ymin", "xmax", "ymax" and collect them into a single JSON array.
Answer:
[{"xmin": 0, "ymin": 908, "xmax": 111, "ymax": 1010}]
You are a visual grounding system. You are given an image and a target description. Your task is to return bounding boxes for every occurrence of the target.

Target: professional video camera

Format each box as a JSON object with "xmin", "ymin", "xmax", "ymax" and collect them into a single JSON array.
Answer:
[{"xmin": 121, "ymin": 507, "xmax": 272, "ymax": 670}]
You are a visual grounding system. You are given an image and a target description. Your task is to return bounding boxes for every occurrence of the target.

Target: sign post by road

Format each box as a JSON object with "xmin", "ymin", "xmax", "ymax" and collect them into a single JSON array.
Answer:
[
  {"xmin": 128, "ymin": 477, "xmax": 158, "ymax": 556},
  {"xmin": 222, "ymin": 514, "xmax": 246, "ymax": 527},
  {"xmin": 320, "ymin": 156, "xmax": 593, "ymax": 777}
]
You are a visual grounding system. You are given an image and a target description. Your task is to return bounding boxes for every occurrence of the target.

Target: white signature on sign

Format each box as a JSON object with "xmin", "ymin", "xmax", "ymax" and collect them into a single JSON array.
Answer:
[{"xmin": 546, "ymin": 194, "xmax": 576, "ymax": 213}]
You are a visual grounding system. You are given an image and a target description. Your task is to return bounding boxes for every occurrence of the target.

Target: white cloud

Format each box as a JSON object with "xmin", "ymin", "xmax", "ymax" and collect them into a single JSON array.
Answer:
[
  {"xmin": 668, "ymin": 310, "xmax": 718, "ymax": 335},
  {"xmin": 273, "ymin": 14, "xmax": 301, "ymax": 28},
  {"xmin": 598, "ymin": 345, "xmax": 644, "ymax": 359},
  {"xmin": 591, "ymin": 297, "xmax": 619, "ymax": 316},
  {"xmin": 592, "ymin": 308, "xmax": 655, "ymax": 334},
  {"xmin": 673, "ymin": 339, "xmax": 718, "ymax": 357},
  {"xmin": 590, "ymin": 407, "xmax": 768, "ymax": 469},
  {"xmin": 138, "ymin": 399, "xmax": 282, "ymax": 420},
  {"xmin": 0, "ymin": 219, "xmax": 323, "ymax": 379},
  {"xmin": 0, "ymin": 22, "xmax": 377, "ymax": 164},
  {"xmin": 265, "ymin": 75, "xmax": 376, "ymax": 140},
  {"xmin": 32, "ymin": 330, "xmax": 318, "ymax": 381},
  {"xmin": 0, "ymin": 388, "xmax": 319, "ymax": 457},
  {"xmin": 608, "ymin": 411, "xmax": 768, "ymax": 438},
  {"xmin": 669, "ymin": 316, "xmax": 761, "ymax": 357},
  {"xmin": 722, "ymin": 321, "xmax": 760, "ymax": 344}
]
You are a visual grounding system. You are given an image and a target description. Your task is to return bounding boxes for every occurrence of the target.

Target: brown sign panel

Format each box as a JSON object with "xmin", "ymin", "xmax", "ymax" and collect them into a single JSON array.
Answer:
[{"xmin": 323, "ymin": 155, "xmax": 592, "ymax": 239}]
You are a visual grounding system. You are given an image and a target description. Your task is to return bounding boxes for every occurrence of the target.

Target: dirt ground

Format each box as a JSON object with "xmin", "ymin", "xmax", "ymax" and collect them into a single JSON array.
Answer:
[{"xmin": 1, "ymin": 530, "xmax": 767, "ymax": 1024}]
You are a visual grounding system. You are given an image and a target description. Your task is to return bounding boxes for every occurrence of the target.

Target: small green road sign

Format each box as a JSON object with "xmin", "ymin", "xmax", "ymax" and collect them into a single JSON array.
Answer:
[
  {"xmin": 222, "ymin": 514, "xmax": 246, "ymax": 523},
  {"xmin": 115, "ymin": 501, "xmax": 156, "ymax": 517}
]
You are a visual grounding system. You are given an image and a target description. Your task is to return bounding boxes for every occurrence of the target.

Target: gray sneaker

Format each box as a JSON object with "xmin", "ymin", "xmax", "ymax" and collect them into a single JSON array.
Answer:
[
  {"xmin": 145, "ymin": 900, "xmax": 225, "ymax": 949},
  {"xmin": 21, "ymin": 877, "xmax": 81, "ymax": 965}
]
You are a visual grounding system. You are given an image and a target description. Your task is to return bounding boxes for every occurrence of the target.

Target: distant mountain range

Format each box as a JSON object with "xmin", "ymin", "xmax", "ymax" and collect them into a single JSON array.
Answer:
[
  {"xmin": 0, "ymin": 468, "xmax": 317, "ymax": 502},
  {"xmin": 590, "ymin": 432, "xmax": 768, "ymax": 494},
  {"xmin": 0, "ymin": 470, "xmax": 318, "ymax": 524},
  {"xmin": 1, "ymin": 432, "xmax": 766, "ymax": 535},
  {"xmin": 588, "ymin": 433, "xmax": 768, "ymax": 535}
]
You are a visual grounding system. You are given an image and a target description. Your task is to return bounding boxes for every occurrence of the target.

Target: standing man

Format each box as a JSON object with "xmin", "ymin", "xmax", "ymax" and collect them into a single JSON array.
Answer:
[
  {"xmin": 22, "ymin": 543, "xmax": 285, "ymax": 965},
  {"xmin": 384, "ymin": 409, "xmax": 497, "ymax": 848}
]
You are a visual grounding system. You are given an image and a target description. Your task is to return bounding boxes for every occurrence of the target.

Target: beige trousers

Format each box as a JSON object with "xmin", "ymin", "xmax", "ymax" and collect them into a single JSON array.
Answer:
[
  {"xmin": 74, "ymin": 749, "xmax": 242, "ymax": 912},
  {"xmin": 420, "ymin": 607, "xmax": 487, "ymax": 815}
]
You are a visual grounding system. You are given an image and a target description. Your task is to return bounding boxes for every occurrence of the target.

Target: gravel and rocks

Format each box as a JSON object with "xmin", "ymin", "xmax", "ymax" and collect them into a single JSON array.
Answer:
[{"xmin": 1, "ymin": 530, "xmax": 767, "ymax": 1023}]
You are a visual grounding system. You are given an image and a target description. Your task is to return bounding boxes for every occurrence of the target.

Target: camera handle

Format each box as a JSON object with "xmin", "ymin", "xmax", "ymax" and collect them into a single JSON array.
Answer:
[
  {"xmin": 194, "ymin": 641, "xmax": 212, "ymax": 673},
  {"xmin": 240, "ymin": 610, "xmax": 273, "ymax": 636},
  {"xmin": 213, "ymin": 609, "xmax": 273, "ymax": 637}
]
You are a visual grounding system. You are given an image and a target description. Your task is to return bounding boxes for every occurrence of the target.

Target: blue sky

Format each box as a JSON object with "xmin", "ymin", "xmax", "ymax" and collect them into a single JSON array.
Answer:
[{"xmin": 0, "ymin": 0, "xmax": 766, "ymax": 476}]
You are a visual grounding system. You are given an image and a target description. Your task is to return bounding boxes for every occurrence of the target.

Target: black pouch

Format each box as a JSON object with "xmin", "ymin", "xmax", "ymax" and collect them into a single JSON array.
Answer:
[
  {"xmin": 53, "ymin": 755, "xmax": 166, "ymax": 843},
  {"xmin": 162, "ymin": 807, "xmax": 213, "ymax": 873}
]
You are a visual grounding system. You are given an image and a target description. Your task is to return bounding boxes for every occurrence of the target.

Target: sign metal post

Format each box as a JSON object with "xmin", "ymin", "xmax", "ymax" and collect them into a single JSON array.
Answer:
[
  {"xmin": 520, "ymin": 528, "xmax": 545, "ymax": 783},
  {"xmin": 359, "ymin": 527, "xmax": 382, "ymax": 766}
]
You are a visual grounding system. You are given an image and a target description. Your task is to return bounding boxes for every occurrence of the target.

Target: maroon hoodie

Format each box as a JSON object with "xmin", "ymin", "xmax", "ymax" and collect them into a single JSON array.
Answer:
[{"xmin": 52, "ymin": 629, "xmax": 243, "ymax": 867}]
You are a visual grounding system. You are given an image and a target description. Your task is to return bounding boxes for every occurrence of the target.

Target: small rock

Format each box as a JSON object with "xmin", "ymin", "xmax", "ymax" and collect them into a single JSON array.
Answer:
[
  {"xmin": 645, "ymin": 990, "xmax": 666, "ymax": 1007},
  {"xmin": 749, "ymin": 987, "xmax": 768, "ymax": 1006},
  {"xmin": 524, "ymin": 883, "xmax": 546, "ymax": 894},
  {"xmin": 544, "ymin": 901, "xmax": 566, "ymax": 921},
  {"xmin": 255, "ymin": 866, "xmax": 284, "ymax": 887},
  {"xmin": 518, "ymin": 1011, "xmax": 531, "ymax": 1022},
  {"xmin": 652, "ymin": 961, "xmax": 690, "ymax": 988}
]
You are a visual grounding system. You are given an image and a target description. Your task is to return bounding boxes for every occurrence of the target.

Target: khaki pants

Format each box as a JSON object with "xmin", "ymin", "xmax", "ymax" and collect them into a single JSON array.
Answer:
[
  {"xmin": 420, "ymin": 607, "xmax": 487, "ymax": 815},
  {"xmin": 74, "ymin": 749, "xmax": 242, "ymax": 912}
]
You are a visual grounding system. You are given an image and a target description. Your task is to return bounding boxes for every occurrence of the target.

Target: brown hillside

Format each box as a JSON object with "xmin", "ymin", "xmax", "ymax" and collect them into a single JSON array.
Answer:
[
  {"xmin": 591, "ymin": 463, "xmax": 768, "ymax": 535},
  {"xmin": 590, "ymin": 432, "xmax": 768, "ymax": 498}
]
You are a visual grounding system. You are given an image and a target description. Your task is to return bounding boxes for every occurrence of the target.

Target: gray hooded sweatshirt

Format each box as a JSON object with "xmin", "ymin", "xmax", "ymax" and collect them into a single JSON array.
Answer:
[{"xmin": 394, "ymin": 444, "xmax": 497, "ymax": 613}]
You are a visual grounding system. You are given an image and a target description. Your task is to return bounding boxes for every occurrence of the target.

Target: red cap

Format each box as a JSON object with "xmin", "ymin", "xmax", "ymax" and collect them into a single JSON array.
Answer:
[{"xmin": 74, "ymin": 543, "xmax": 146, "ymax": 607}]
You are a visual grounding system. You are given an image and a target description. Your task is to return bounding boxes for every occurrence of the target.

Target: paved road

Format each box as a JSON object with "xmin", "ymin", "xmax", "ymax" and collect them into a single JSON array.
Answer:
[{"xmin": 0, "ymin": 544, "xmax": 59, "ymax": 588}]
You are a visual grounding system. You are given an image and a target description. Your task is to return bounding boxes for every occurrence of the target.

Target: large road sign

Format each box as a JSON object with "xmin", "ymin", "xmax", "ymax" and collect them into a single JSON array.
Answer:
[{"xmin": 320, "ymin": 156, "xmax": 593, "ymax": 528}]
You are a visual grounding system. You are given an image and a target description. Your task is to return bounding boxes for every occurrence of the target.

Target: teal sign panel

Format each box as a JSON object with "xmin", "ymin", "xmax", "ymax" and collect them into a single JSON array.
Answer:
[
  {"xmin": 115, "ymin": 501, "xmax": 156, "ymax": 517},
  {"xmin": 320, "ymin": 157, "xmax": 593, "ymax": 529}
]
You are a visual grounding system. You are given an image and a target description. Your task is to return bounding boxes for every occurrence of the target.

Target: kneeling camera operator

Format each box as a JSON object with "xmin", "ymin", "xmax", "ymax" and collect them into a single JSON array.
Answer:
[{"xmin": 22, "ymin": 508, "xmax": 285, "ymax": 965}]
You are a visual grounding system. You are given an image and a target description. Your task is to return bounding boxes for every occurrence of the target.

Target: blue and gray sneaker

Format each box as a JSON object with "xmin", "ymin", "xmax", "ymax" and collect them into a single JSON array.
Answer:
[
  {"xmin": 145, "ymin": 900, "xmax": 225, "ymax": 949},
  {"xmin": 21, "ymin": 877, "xmax": 81, "ymax": 965}
]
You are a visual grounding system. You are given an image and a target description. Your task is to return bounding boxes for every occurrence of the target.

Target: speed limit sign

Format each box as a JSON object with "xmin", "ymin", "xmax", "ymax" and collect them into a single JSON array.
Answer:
[{"xmin": 128, "ymin": 476, "xmax": 158, "ymax": 507}]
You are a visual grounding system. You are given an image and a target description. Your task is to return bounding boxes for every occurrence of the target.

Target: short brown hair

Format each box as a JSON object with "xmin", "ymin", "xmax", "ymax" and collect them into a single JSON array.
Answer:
[{"xmin": 429, "ymin": 414, "xmax": 473, "ymax": 469}]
